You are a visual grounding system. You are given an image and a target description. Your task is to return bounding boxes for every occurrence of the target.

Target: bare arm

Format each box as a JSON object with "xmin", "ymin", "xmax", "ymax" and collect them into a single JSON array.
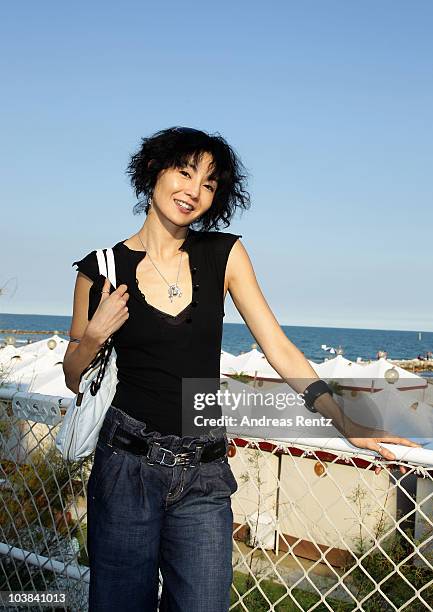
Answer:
[
  {"xmin": 63, "ymin": 274, "xmax": 129, "ymax": 394},
  {"xmin": 225, "ymin": 240, "xmax": 420, "ymax": 472},
  {"xmin": 225, "ymin": 240, "xmax": 320, "ymax": 391}
]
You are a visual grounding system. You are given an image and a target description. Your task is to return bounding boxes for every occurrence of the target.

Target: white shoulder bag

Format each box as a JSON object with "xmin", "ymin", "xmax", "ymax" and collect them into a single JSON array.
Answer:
[{"xmin": 55, "ymin": 248, "xmax": 118, "ymax": 461}]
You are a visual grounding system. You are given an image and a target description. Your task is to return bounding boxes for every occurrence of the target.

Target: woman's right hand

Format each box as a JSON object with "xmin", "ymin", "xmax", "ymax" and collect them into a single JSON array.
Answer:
[{"xmin": 84, "ymin": 277, "xmax": 130, "ymax": 347}]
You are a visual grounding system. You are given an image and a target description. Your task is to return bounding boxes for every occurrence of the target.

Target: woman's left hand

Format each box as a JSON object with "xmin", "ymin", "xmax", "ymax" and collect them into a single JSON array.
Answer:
[{"xmin": 347, "ymin": 424, "xmax": 422, "ymax": 475}]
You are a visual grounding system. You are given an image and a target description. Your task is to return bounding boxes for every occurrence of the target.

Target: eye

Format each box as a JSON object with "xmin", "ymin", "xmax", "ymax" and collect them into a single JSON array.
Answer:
[
  {"xmin": 204, "ymin": 184, "xmax": 215, "ymax": 192},
  {"xmin": 179, "ymin": 169, "xmax": 191, "ymax": 178}
]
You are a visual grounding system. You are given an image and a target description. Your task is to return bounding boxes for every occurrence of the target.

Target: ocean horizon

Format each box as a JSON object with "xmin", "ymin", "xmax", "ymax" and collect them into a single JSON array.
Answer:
[{"xmin": 1, "ymin": 312, "xmax": 432, "ymax": 363}]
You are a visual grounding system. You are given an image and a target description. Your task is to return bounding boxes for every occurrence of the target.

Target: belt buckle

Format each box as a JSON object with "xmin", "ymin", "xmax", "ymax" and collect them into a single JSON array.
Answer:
[
  {"xmin": 175, "ymin": 451, "xmax": 195, "ymax": 466},
  {"xmin": 158, "ymin": 446, "xmax": 177, "ymax": 467}
]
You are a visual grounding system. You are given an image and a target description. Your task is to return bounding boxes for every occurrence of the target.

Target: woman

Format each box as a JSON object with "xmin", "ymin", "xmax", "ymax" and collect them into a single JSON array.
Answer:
[{"xmin": 63, "ymin": 127, "xmax": 419, "ymax": 612}]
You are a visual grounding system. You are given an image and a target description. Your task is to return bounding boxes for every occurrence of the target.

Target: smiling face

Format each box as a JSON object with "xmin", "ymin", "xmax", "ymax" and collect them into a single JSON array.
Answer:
[{"xmin": 151, "ymin": 151, "xmax": 218, "ymax": 227}]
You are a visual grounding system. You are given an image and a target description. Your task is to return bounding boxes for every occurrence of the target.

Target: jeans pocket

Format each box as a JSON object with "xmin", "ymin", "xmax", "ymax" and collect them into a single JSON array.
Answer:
[
  {"xmin": 200, "ymin": 459, "xmax": 238, "ymax": 497},
  {"xmin": 218, "ymin": 459, "xmax": 238, "ymax": 496},
  {"xmin": 88, "ymin": 441, "xmax": 119, "ymax": 502}
]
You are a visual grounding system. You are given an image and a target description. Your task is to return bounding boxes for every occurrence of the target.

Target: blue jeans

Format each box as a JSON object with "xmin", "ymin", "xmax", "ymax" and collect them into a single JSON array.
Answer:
[{"xmin": 87, "ymin": 405, "xmax": 238, "ymax": 612}]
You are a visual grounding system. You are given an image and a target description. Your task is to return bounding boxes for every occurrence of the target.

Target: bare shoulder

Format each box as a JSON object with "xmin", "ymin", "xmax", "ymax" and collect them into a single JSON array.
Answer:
[
  {"xmin": 226, "ymin": 238, "xmax": 254, "ymax": 280},
  {"xmin": 223, "ymin": 237, "xmax": 255, "ymax": 297}
]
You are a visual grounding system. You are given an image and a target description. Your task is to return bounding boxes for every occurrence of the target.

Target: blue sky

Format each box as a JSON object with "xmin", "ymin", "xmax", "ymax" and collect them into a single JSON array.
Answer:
[{"xmin": 1, "ymin": 1, "xmax": 432, "ymax": 331}]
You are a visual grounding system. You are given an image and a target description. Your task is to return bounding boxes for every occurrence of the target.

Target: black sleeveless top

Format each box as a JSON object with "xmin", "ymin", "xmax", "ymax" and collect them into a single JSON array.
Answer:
[{"xmin": 72, "ymin": 229, "xmax": 242, "ymax": 436}]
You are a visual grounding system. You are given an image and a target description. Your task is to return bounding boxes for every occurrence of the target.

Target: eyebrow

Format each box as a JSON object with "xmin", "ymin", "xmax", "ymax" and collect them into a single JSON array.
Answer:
[{"xmin": 186, "ymin": 161, "xmax": 218, "ymax": 182}]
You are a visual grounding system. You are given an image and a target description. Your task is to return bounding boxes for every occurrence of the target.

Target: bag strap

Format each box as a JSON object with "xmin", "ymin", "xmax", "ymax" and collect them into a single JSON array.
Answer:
[
  {"xmin": 106, "ymin": 248, "xmax": 117, "ymax": 289},
  {"xmin": 79, "ymin": 247, "xmax": 117, "ymax": 391},
  {"xmin": 95, "ymin": 248, "xmax": 117, "ymax": 289},
  {"xmin": 96, "ymin": 249, "xmax": 107, "ymax": 277}
]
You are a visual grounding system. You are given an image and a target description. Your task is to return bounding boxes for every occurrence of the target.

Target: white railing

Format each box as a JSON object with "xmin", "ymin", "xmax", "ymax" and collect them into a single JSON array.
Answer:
[{"xmin": 0, "ymin": 394, "xmax": 432, "ymax": 612}]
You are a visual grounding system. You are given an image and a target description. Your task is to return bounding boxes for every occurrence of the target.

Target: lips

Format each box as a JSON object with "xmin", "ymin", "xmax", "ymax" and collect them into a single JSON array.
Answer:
[{"xmin": 174, "ymin": 199, "xmax": 194, "ymax": 214}]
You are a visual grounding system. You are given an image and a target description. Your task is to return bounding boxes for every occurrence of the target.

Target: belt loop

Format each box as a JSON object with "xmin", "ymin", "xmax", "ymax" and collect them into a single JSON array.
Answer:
[
  {"xmin": 223, "ymin": 432, "xmax": 229, "ymax": 455},
  {"xmin": 106, "ymin": 419, "xmax": 120, "ymax": 447},
  {"xmin": 146, "ymin": 439, "xmax": 157, "ymax": 465},
  {"xmin": 190, "ymin": 444, "xmax": 204, "ymax": 468}
]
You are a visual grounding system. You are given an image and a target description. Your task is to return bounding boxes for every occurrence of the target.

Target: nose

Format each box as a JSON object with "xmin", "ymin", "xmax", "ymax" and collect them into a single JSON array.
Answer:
[{"xmin": 184, "ymin": 177, "xmax": 200, "ymax": 200}]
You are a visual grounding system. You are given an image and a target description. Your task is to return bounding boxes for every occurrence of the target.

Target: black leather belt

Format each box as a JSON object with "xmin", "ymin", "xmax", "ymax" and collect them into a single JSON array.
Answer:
[{"xmin": 100, "ymin": 426, "xmax": 227, "ymax": 467}]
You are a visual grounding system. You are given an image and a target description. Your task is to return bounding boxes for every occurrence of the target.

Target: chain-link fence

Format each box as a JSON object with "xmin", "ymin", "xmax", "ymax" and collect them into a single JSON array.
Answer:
[{"xmin": 1, "ymin": 395, "xmax": 432, "ymax": 611}]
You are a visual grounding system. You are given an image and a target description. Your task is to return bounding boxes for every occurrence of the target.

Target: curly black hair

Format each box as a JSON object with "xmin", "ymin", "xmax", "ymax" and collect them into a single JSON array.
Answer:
[{"xmin": 126, "ymin": 126, "xmax": 251, "ymax": 231}]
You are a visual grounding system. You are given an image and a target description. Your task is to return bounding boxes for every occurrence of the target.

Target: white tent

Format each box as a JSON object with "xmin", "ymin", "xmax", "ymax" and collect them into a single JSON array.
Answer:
[
  {"xmin": 227, "ymin": 348, "xmax": 281, "ymax": 379},
  {"xmin": 341, "ymin": 385, "xmax": 433, "ymax": 444},
  {"xmin": 13, "ymin": 335, "xmax": 67, "ymax": 356},
  {"xmin": 0, "ymin": 338, "xmax": 428, "ymax": 413},
  {"xmin": 220, "ymin": 350, "xmax": 238, "ymax": 375},
  {"xmin": 313, "ymin": 355, "xmax": 426, "ymax": 391},
  {"xmin": 0, "ymin": 335, "xmax": 72, "ymax": 398},
  {"xmin": 313, "ymin": 355, "xmax": 366, "ymax": 379},
  {"xmin": 0, "ymin": 346, "xmax": 35, "ymax": 369},
  {"xmin": 355, "ymin": 357, "xmax": 426, "ymax": 390},
  {"xmin": 0, "ymin": 345, "xmax": 21, "ymax": 362}
]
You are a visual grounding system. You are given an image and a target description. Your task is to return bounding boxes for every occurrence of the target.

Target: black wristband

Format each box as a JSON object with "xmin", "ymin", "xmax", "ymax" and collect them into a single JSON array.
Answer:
[{"xmin": 301, "ymin": 380, "xmax": 333, "ymax": 413}]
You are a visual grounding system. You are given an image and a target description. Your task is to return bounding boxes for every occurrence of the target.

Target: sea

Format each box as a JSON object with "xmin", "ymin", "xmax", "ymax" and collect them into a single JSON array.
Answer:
[{"xmin": 1, "ymin": 312, "xmax": 432, "ymax": 367}]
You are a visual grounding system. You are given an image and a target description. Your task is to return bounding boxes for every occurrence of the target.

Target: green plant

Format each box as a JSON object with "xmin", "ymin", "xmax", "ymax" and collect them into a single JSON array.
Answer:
[
  {"xmin": 229, "ymin": 372, "xmax": 252, "ymax": 384},
  {"xmin": 0, "ymin": 440, "xmax": 92, "ymax": 590},
  {"xmin": 237, "ymin": 447, "xmax": 278, "ymax": 597},
  {"xmin": 343, "ymin": 480, "xmax": 433, "ymax": 610},
  {"xmin": 230, "ymin": 570, "xmax": 352, "ymax": 611},
  {"xmin": 327, "ymin": 380, "xmax": 344, "ymax": 396}
]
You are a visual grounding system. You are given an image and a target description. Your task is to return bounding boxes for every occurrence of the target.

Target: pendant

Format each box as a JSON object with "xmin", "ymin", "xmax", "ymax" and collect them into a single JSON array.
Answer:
[{"xmin": 168, "ymin": 284, "xmax": 182, "ymax": 302}]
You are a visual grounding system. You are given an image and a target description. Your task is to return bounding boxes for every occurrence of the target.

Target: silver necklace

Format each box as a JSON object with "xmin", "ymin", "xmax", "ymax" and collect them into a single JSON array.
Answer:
[{"xmin": 137, "ymin": 229, "xmax": 189, "ymax": 302}]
